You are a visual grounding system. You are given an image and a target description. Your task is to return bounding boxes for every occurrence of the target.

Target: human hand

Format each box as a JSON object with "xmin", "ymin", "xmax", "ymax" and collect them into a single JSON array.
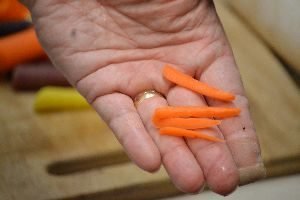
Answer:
[{"xmin": 24, "ymin": 0, "xmax": 265, "ymax": 195}]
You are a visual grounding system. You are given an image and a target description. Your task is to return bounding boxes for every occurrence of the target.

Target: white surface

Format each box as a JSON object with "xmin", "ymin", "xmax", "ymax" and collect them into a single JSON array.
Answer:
[
  {"xmin": 225, "ymin": 0, "xmax": 300, "ymax": 72},
  {"xmin": 161, "ymin": 174, "xmax": 300, "ymax": 200}
]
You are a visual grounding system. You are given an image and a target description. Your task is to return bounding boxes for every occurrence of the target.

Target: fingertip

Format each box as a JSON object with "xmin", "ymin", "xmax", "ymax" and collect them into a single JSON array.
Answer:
[
  {"xmin": 168, "ymin": 153, "xmax": 205, "ymax": 193},
  {"xmin": 208, "ymin": 166, "xmax": 239, "ymax": 196},
  {"xmin": 175, "ymin": 172, "xmax": 206, "ymax": 194},
  {"xmin": 128, "ymin": 145, "xmax": 162, "ymax": 173},
  {"xmin": 139, "ymin": 153, "xmax": 162, "ymax": 173},
  {"xmin": 161, "ymin": 143, "xmax": 205, "ymax": 194}
]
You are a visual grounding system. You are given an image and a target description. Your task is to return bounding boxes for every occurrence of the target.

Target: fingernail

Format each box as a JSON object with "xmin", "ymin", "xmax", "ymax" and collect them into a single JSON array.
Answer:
[{"xmin": 239, "ymin": 163, "xmax": 266, "ymax": 186}]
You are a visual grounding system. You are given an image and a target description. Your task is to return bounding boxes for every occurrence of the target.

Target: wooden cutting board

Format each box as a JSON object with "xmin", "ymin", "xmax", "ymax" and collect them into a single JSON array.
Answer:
[{"xmin": 0, "ymin": 1, "xmax": 299, "ymax": 200}]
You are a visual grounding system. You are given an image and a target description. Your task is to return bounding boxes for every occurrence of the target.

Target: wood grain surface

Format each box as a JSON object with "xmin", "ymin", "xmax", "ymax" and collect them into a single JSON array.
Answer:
[{"xmin": 0, "ymin": 1, "xmax": 299, "ymax": 200}]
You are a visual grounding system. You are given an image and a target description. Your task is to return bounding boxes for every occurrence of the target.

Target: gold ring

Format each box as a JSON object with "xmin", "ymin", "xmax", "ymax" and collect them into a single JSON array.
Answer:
[{"xmin": 134, "ymin": 90, "xmax": 163, "ymax": 107}]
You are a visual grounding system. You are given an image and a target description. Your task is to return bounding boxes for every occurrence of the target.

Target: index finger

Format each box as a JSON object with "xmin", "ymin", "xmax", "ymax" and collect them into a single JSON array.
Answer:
[
  {"xmin": 199, "ymin": 54, "xmax": 266, "ymax": 185},
  {"xmin": 92, "ymin": 93, "xmax": 161, "ymax": 172}
]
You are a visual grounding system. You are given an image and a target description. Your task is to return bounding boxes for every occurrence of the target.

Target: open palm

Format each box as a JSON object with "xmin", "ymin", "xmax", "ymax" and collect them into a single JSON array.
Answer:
[{"xmin": 26, "ymin": 0, "xmax": 265, "ymax": 195}]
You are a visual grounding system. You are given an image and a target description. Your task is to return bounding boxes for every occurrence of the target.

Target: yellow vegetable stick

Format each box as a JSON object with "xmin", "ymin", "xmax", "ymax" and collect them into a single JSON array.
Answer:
[{"xmin": 34, "ymin": 87, "xmax": 90, "ymax": 112}]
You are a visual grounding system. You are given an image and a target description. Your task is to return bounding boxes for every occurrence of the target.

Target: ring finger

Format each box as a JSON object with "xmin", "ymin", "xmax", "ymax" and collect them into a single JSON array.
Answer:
[{"xmin": 135, "ymin": 90, "xmax": 205, "ymax": 193}]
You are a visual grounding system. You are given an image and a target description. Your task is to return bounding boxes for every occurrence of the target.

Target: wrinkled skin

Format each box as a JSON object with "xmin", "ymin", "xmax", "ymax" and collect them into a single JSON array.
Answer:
[{"xmin": 23, "ymin": 0, "xmax": 264, "ymax": 195}]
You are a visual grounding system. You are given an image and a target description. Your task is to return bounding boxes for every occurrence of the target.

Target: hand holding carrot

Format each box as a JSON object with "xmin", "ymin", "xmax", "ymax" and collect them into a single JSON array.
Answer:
[{"xmin": 23, "ymin": 0, "xmax": 265, "ymax": 195}]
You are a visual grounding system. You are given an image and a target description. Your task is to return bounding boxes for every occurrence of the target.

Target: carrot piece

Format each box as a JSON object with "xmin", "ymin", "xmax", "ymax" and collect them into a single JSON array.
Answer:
[
  {"xmin": 163, "ymin": 65, "xmax": 235, "ymax": 101},
  {"xmin": 153, "ymin": 106, "xmax": 240, "ymax": 120},
  {"xmin": 0, "ymin": 27, "xmax": 46, "ymax": 72},
  {"xmin": 0, "ymin": 0, "xmax": 30, "ymax": 22},
  {"xmin": 160, "ymin": 127, "xmax": 224, "ymax": 142},
  {"xmin": 153, "ymin": 117, "xmax": 220, "ymax": 129}
]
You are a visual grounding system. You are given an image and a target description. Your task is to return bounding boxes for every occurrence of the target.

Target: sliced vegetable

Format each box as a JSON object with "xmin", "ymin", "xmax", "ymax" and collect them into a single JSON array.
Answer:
[
  {"xmin": 0, "ymin": 0, "xmax": 30, "ymax": 22},
  {"xmin": 163, "ymin": 65, "xmax": 235, "ymax": 101},
  {"xmin": 34, "ymin": 87, "xmax": 90, "ymax": 112},
  {"xmin": 153, "ymin": 106, "xmax": 241, "ymax": 120},
  {"xmin": 153, "ymin": 117, "xmax": 220, "ymax": 129},
  {"xmin": 12, "ymin": 62, "xmax": 70, "ymax": 91},
  {"xmin": 160, "ymin": 127, "xmax": 224, "ymax": 142},
  {"xmin": 0, "ymin": 27, "xmax": 46, "ymax": 72}
]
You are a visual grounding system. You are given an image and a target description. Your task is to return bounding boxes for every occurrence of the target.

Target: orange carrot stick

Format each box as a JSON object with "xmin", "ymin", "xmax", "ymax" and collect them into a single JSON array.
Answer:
[
  {"xmin": 153, "ymin": 106, "xmax": 240, "ymax": 120},
  {"xmin": 0, "ymin": 27, "xmax": 46, "ymax": 72},
  {"xmin": 160, "ymin": 127, "xmax": 224, "ymax": 142},
  {"xmin": 163, "ymin": 65, "xmax": 235, "ymax": 101},
  {"xmin": 153, "ymin": 117, "xmax": 220, "ymax": 129},
  {"xmin": 0, "ymin": 0, "xmax": 30, "ymax": 22}
]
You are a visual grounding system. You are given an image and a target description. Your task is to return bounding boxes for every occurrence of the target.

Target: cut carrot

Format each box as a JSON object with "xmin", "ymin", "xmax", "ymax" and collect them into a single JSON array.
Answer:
[
  {"xmin": 0, "ymin": 27, "xmax": 46, "ymax": 72},
  {"xmin": 153, "ymin": 106, "xmax": 240, "ymax": 120},
  {"xmin": 153, "ymin": 117, "xmax": 220, "ymax": 129},
  {"xmin": 163, "ymin": 65, "xmax": 235, "ymax": 101},
  {"xmin": 154, "ymin": 64, "xmax": 240, "ymax": 142},
  {"xmin": 0, "ymin": 0, "xmax": 30, "ymax": 22},
  {"xmin": 160, "ymin": 127, "xmax": 224, "ymax": 142}
]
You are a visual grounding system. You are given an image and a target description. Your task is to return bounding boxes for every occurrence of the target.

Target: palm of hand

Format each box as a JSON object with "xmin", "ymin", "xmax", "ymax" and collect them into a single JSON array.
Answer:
[{"xmin": 30, "ymin": 0, "xmax": 263, "ymax": 195}]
